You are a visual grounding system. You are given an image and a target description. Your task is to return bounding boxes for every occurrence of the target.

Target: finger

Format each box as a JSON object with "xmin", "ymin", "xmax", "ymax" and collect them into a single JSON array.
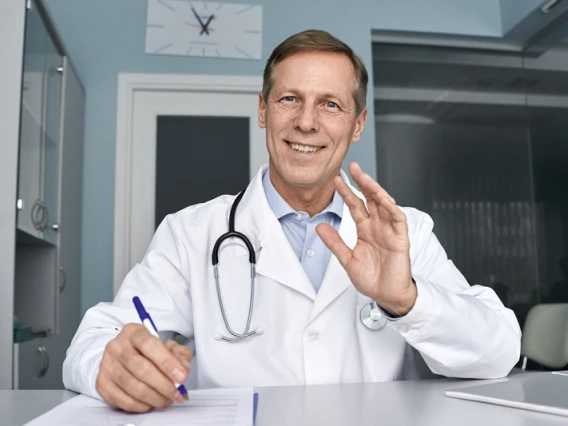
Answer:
[
  {"xmin": 378, "ymin": 196, "xmax": 408, "ymax": 234},
  {"xmin": 98, "ymin": 374, "xmax": 153, "ymax": 413},
  {"xmin": 120, "ymin": 346, "xmax": 184, "ymax": 404},
  {"xmin": 316, "ymin": 223, "xmax": 352, "ymax": 268},
  {"xmin": 165, "ymin": 340, "xmax": 193, "ymax": 367},
  {"xmin": 358, "ymin": 186, "xmax": 380, "ymax": 218},
  {"xmin": 348, "ymin": 162, "xmax": 396, "ymax": 207},
  {"xmin": 345, "ymin": 163, "xmax": 379, "ymax": 217},
  {"xmin": 334, "ymin": 175, "xmax": 369, "ymax": 223},
  {"xmin": 131, "ymin": 331, "xmax": 189, "ymax": 387},
  {"xmin": 113, "ymin": 359, "xmax": 176, "ymax": 408}
]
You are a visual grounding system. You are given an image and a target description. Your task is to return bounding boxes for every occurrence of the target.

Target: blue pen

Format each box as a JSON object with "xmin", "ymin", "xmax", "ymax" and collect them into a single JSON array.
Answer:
[{"xmin": 133, "ymin": 296, "xmax": 189, "ymax": 401}]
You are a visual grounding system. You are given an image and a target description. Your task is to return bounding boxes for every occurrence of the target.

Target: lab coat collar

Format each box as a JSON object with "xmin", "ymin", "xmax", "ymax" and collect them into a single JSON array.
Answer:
[{"xmin": 236, "ymin": 165, "xmax": 358, "ymax": 308}]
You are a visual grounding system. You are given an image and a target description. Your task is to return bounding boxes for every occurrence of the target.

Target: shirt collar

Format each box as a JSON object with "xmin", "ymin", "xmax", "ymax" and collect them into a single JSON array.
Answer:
[{"xmin": 262, "ymin": 168, "xmax": 343, "ymax": 220}]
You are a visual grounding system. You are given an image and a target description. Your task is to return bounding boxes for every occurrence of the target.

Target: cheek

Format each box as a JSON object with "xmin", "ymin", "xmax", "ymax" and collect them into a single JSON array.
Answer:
[
  {"xmin": 328, "ymin": 121, "xmax": 355, "ymax": 146},
  {"xmin": 267, "ymin": 110, "xmax": 292, "ymax": 134}
]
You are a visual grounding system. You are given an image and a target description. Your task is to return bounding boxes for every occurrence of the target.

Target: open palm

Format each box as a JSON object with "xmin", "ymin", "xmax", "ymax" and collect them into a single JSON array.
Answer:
[{"xmin": 317, "ymin": 162, "xmax": 417, "ymax": 317}]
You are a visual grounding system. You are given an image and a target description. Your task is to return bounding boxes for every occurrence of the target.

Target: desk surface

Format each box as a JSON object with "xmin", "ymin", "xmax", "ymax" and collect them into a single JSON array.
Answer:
[{"xmin": 3, "ymin": 373, "xmax": 568, "ymax": 426}]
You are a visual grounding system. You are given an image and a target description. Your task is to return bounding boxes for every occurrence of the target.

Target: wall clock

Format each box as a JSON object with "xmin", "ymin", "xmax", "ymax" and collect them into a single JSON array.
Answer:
[{"xmin": 146, "ymin": 0, "xmax": 263, "ymax": 60}]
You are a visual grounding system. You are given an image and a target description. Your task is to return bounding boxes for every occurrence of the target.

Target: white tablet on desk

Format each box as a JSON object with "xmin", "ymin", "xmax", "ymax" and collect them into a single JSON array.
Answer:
[{"xmin": 445, "ymin": 371, "xmax": 568, "ymax": 417}]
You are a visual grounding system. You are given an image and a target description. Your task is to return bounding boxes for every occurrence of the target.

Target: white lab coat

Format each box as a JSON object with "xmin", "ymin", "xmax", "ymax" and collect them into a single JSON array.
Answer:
[{"xmin": 63, "ymin": 165, "xmax": 521, "ymax": 399}]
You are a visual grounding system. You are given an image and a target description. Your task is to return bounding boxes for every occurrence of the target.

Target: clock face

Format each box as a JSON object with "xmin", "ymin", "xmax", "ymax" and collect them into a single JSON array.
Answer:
[{"xmin": 146, "ymin": 1, "xmax": 263, "ymax": 60}]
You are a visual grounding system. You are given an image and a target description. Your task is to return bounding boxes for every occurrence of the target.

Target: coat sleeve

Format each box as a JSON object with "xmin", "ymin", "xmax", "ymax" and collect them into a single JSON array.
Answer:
[
  {"xmin": 385, "ymin": 208, "xmax": 521, "ymax": 379},
  {"xmin": 62, "ymin": 214, "xmax": 193, "ymax": 399}
]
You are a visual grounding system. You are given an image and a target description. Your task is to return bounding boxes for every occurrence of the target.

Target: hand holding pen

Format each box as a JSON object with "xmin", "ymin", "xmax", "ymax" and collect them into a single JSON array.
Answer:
[
  {"xmin": 95, "ymin": 297, "xmax": 193, "ymax": 413},
  {"xmin": 133, "ymin": 297, "xmax": 189, "ymax": 400}
]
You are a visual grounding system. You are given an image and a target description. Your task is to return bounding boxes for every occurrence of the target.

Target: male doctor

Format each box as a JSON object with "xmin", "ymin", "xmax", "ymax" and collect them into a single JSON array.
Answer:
[{"xmin": 63, "ymin": 30, "xmax": 521, "ymax": 413}]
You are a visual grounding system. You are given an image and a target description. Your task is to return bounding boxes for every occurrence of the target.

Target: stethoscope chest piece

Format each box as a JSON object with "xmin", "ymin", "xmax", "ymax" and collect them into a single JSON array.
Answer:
[{"xmin": 360, "ymin": 301, "xmax": 388, "ymax": 331}]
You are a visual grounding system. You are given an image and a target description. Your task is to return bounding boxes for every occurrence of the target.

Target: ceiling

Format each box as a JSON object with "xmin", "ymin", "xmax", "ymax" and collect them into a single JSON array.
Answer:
[{"xmin": 372, "ymin": 43, "xmax": 568, "ymax": 126}]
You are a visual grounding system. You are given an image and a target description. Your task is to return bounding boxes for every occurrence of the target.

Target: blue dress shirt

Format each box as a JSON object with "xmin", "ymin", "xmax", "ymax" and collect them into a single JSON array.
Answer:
[{"xmin": 262, "ymin": 169, "xmax": 343, "ymax": 293}]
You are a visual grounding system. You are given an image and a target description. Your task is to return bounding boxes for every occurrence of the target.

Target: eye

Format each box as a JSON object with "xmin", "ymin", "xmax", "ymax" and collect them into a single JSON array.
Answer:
[
  {"xmin": 326, "ymin": 101, "xmax": 338, "ymax": 109},
  {"xmin": 282, "ymin": 96, "xmax": 295, "ymax": 102}
]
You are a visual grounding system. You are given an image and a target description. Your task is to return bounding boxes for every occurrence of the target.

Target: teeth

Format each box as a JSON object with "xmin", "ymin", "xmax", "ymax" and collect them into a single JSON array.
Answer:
[{"xmin": 289, "ymin": 143, "xmax": 321, "ymax": 153}]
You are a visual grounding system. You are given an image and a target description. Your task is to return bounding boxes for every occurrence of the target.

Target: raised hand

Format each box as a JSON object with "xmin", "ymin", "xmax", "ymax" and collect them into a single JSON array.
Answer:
[{"xmin": 316, "ymin": 162, "xmax": 417, "ymax": 317}]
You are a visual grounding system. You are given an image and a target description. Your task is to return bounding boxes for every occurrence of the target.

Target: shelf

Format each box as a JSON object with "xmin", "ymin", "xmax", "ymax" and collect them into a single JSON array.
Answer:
[{"xmin": 16, "ymin": 228, "xmax": 56, "ymax": 248}]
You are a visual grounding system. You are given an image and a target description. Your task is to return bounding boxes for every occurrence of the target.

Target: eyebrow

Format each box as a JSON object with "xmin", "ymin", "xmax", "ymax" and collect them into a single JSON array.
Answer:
[
  {"xmin": 320, "ymin": 92, "xmax": 345, "ymax": 101},
  {"xmin": 277, "ymin": 87, "xmax": 346, "ymax": 102}
]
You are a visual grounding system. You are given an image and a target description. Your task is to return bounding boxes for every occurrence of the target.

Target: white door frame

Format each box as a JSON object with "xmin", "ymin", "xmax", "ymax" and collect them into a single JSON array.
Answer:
[{"xmin": 114, "ymin": 73, "xmax": 263, "ymax": 295}]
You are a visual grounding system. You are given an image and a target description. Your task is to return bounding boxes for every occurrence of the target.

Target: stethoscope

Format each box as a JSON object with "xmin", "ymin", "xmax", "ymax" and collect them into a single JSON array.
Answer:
[
  {"xmin": 211, "ymin": 190, "xmax": 387, "ymax": 342},
  {"xmin": 360, "ymin": 301, "xmax": 388, "ymax": 331},
  {"xmin": 212, "ymin": 190, "xmax": 264, "ymax": 342}
]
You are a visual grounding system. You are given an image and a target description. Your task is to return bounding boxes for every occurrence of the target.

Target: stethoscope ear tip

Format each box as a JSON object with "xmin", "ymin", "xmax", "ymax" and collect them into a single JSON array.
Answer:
[
  {"xmin": 255, "ymin": 327, "xmax": 265, "ymax": 335},
  {"xmin": 213, "ymin": 333, "xmax": 223, "ymax": 341}
]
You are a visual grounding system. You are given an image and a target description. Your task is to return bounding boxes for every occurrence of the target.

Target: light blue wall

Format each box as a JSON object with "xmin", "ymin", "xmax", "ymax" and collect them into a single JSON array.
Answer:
[
  {"xmin": 500, "ymin": 0, "xmax": 542, "ymax": 34},
  {"xmin": 43, "ymin": 0, "xmax": 503, "ymax": 314}
]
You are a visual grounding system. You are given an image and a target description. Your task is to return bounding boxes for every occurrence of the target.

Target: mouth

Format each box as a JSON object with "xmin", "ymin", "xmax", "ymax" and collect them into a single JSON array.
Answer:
[{"xmin": 285, "ymin": 140, "xmax": 325, "ymax": 154}]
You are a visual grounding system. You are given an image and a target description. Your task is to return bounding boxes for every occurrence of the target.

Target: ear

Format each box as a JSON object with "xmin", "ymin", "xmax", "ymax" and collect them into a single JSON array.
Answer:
[
  {"xmin": 351, "ymin": 108, "xmax": 368, "ymax": 143},
  {"xmin": 258, "ymin": 93, "xmax": 267, "ymax": 129}
]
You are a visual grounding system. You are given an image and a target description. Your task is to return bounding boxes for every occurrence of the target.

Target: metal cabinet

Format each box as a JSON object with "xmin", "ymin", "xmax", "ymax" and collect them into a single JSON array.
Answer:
[
  {"xmin": 14, "ymin": 1, "xmax": 84, "ymax": 390},
  {"xmin": 17, "ymin": 0, "xmax": 63, "ymax": 245},
  {"xmin": 15, "ymin": 339, "xmax": 57, "ymax": 390}
]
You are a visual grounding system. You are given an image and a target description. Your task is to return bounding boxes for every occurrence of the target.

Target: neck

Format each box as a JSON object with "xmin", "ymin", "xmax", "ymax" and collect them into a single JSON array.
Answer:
[{"xmin": 268, "ymin": 164, "xmax": 338, "ymax": 217}]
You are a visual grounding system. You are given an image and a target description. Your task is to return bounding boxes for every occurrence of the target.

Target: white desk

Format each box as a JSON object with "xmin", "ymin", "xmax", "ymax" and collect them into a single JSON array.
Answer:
[{"xmin": 3, "ymin": 373, "xmax": 567, "ymax": 426}]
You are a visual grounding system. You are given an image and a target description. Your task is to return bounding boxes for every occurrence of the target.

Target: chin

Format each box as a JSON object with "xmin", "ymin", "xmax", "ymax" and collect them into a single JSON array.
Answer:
[{"xmin": 280, "ymin": 167, "xmax": 325, "ymax": 189}]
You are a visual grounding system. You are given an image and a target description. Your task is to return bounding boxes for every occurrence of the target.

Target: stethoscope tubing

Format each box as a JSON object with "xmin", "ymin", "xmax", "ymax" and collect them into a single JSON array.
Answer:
[
  {"xmin": 213, "ymin": 263, "xmax": 258, "ymax": 341},
  {"xmin": 212, "ymin": 190, "xmax": 261, "ymax": 342}
]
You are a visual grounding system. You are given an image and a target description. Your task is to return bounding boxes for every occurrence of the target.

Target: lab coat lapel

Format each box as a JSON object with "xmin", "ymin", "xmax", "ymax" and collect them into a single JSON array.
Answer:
[
  {"xmin": 236, "ymin": 166, "xmax": 316, "ymax": 301},
  {"xmin": 257, "ymin": 218, "xmax": 317, "ymax": 301},
  {"xmin": 308, "ymin": 200, "xmax": 357, "ymax": 322}
]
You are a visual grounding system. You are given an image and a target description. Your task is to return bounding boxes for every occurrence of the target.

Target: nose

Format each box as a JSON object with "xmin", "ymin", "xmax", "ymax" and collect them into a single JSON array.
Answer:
[{"xmin": 294, "ymin": 103, "xmax": 319, "ymax": 133}]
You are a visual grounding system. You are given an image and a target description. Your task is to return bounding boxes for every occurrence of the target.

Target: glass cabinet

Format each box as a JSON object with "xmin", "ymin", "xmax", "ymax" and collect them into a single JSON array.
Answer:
[
  {"xmin": 13, "ymin": 0, "xmax": 85, "ymax": 390},
  {"xmin": 17, "ymin": 0, "xmax": 62, "ymax": 245}
]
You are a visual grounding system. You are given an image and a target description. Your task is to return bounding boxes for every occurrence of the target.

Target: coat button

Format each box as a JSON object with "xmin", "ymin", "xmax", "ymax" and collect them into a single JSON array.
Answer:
[{"xmin": 307, "ymin": 330, "xmax": 319, "ymax": 340}]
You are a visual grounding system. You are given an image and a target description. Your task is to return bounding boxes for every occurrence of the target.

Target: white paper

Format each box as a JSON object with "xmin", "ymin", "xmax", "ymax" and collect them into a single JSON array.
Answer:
[{"xmin": 25, "ymin": 387, "xmax": 254, "ymax": 426}]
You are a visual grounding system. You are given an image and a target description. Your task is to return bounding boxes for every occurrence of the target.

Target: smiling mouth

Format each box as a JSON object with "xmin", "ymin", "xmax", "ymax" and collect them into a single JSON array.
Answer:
[{"xmin": 285, "ymin": 141, "xmax": 324, "ymax": 153}]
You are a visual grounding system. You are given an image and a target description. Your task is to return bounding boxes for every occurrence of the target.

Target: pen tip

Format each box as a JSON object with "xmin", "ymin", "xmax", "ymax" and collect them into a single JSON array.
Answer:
[{"xmin": 178, "ymin": 384, "xmax": 189, "ymax": 401}]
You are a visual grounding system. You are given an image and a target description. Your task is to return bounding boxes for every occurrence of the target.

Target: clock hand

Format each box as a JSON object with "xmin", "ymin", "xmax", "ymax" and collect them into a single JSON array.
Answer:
[
  {"xmin": 191, "ymin": 6, "xmax": 209, "ymax": 34},
  {"xmin": 186, "ymin": 21, "xmax": 215, "ymax": 30},
  {"xmin": 200, "ymin": 14, "xmax": 215, "ymax": 35},
  {"xmin": 186, "ymin": 21, "xmax": 215, "ymax": 32}
]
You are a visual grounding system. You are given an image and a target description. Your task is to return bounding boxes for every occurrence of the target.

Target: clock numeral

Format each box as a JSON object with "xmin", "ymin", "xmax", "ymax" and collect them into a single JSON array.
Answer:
[
  {"xmin": 236, "ymin": 5, "xmax": 255, "ymax": 15},
  {"xmin": 157, "ymin": 0, "xmax": 175, "ymax": 12},
  {"xmin": 154, "ymin": 43, "xmax": 173, "ymax": 54},
  {"xmin": 234, "ymin": 46, "xmax": 252, "ymax": 58}
]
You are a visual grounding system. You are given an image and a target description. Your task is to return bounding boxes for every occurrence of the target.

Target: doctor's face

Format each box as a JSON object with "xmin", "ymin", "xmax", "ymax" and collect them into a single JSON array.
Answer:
[{"xmin": 258, "ymin": 51, "xmax": 367, "ymax": 191}]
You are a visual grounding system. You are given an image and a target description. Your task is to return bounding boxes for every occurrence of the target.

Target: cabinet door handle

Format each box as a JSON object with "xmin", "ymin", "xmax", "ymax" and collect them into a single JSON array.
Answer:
[
  {"xmin": 31, "ymin": 200, "xmax": 49, "ymax": 231},
  {"xmin": 59, "ymin": 266, "xmax": 67, "ymax": 293},
  {"xmin": 40, "ymin": 201, "xmax": 49, "ymax": 231},
  {"xmin": 37, "ymin": 346, "xmax": 50, "ymax": 378},
  {"xmin": 31, "ymin": 199, "xmax": 42, "ymax": 230}
]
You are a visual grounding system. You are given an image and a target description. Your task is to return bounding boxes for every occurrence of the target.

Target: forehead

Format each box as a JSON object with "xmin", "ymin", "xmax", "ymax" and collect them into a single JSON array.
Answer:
[{"xmin": 271, "ymin": 51, "xmax": 356, "ymax": 97}]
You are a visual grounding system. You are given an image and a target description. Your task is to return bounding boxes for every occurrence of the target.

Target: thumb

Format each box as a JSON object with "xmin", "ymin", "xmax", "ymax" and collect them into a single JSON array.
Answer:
[{"xmin": 316, "ymin": 223, "xmax": 352, "ymax": 268}]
